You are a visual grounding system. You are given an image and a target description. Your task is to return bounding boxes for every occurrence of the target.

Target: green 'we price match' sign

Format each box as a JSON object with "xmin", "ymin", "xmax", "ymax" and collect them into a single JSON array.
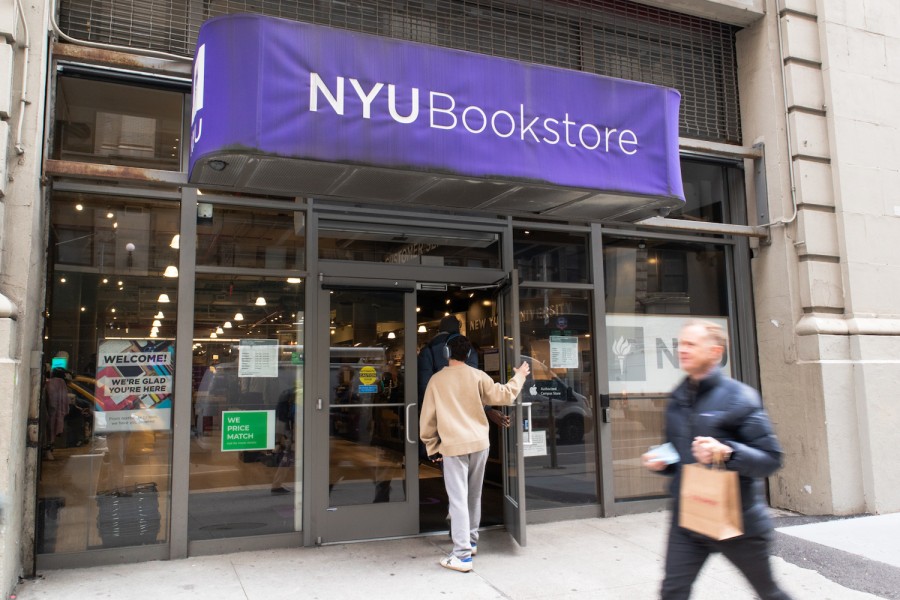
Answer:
[{"xmin": 221, "ymin": 410, "xmax": 275, "ymax": 452}]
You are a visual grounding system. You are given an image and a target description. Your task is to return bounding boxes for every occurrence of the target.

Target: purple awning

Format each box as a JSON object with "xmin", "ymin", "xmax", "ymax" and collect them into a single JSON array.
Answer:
[{"xmin": 189, "ymin": 14, "xmax": 684, "ymax": 220}]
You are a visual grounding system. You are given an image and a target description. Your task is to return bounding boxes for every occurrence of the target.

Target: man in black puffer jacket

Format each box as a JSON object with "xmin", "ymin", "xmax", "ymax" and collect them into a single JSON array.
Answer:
[{"xmin": 643, "ymin": 319, "xmax": 792, "ymax": 600}]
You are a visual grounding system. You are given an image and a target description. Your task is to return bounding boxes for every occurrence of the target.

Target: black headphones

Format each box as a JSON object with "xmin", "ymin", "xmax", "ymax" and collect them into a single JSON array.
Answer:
[{"xmin": 442, "ymin": 333, "xmax": 472, "ymax": 361}]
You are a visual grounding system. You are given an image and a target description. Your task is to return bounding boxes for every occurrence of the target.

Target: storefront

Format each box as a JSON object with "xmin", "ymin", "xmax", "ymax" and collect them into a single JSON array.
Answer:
[{"xmin": 35, "ymin": 3, "xmax": 756, "ymax": 569}]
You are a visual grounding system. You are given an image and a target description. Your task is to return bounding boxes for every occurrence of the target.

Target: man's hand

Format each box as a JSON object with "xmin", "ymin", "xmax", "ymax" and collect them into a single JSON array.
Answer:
[
  {"xmin": 486, "ymin": 408, "xmax": 511, "ymax": 428},
  {"xmin": 428, "ymin": 452, "xmax": 443, "ymax": 463},
  {"xmin": 691, "ymin": 436, "xmax": 733, "ymax": 465},
  {"xmin": 513, "ymin": 361, "xmax": 530, "ymax": 378},
  {"xmin": 642, "ymin": 452, "xmax": 668, "ymax": 472}
]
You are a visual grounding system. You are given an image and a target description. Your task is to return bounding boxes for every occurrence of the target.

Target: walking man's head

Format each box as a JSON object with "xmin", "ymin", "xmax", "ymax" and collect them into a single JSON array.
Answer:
[{"xmin": 678, "ymin": 319, "xmax": 726, "ymax": 379}]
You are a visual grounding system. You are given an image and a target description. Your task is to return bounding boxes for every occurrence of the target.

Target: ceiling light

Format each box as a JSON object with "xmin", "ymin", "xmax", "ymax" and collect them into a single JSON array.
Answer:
[
  {"xmin": 216, "ymin": 327, "xmax": 224, "ymax": 334},
  {"xmin": 151, "ymin": 327, "xmax": 159, "ymax": 334},
  {"xmin": 75, "ymin": 204, "xmax": 83, "ymax": 211},
  {"xmin": 286, "ymin": 277, "xmax": 302, "ymax": 284},
  {"xmin": 255, "ymin": 295, "xmax": 267, "ymax": 306},
  {"xmin": 152, "ymin": 320, "xmax": 162, "ymax": 327},
  {"xmin": 223, "ymin": 321, "xmax": 233, "ymax": 329},
  {"xmin": 149, "ymin": 332, "xmax": 158, "ymax": 338},
  {"xmin": 210, "ymin": 332, "xmax": 218, "ymax": 338},
  {"xmin": 164, "ymin": 265, "xmax": 179, "ymax": 277},
  {"xmin": 158, "ymin": 293, "xmax": 171, "ymax": 303},
  {"xmin": 387, "ymin": 332, "xmax": 396, "ymax": 339},
  {"xmin": 234, "ymin": 313, "xmax": 244, "ymax": 321},
  {"xmin": 154, "ymin": 311, "xmax": 165, "ymax": 319},
  {"xmin": 417, "ymin": 325, "xmax": 427, "ymax": 333},
  {"xmin": 170, "ymin": 234, "xmax": 180, "ymax": 249},
  {"xmin": 106, "ymin": 211, "xmax": 114, "ymax": 219}
]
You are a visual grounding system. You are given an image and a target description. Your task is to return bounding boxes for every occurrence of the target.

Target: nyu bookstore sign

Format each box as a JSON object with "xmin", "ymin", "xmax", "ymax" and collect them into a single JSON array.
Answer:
[{"xmin": 189, "ymin": 14, "xmax": 684, "ymax": 207}]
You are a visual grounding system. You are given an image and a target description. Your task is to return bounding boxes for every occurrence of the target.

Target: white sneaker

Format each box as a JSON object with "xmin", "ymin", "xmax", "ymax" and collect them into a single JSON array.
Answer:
[
  {"xmin": 471, "ymin": 543, "xmax": 477, "ymax": 557},
  {"xmin": 440, "ymin": 555, "xmax": 473, "ymax": 573}
]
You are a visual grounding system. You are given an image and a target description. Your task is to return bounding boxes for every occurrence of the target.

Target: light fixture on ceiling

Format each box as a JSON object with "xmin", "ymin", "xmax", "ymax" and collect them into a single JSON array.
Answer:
[
  {"xmin": 216, "ymin": 327, "xmax": 224, "ymax": 334},
  {"xmin": 255, "ymin": 294, "xmax": 267, "ymax": 306},
  {"xmin": 234, "ymin": 312, "xmax": 244, "ymax": 321},
  {"xmin": 210, "ymin": 332, "xmax": 218, "ymax": 338},
  {"xmin": 150, "ymin": 332, "xmax": 158, "ymax": 338},
  {"xmin": 223, "ymin": 321, "xmax": 233, "ymax": 329},
  {"xmin": 152, "ymin": 320, "xmax": 162, "ymax": 327},
  {"xmin": 387, "ymin": 332, "xmax": 396, "ymax": 339},
  {"xmin": 170, "ymin": 234, "xmax": 180, "ymax": 249},
  {"xmin": 163, "ymin": 265, "xmax": 179, "ymax": 278},
  {"xmin": 154, "ymin": 311, "xmax": 165, "ymax": 319},
  {"xmin": 286, "ymin": 277, "xmax": 302, "ymax": 284},
  {"xmin": 157, "ymin": 293, "xmax": 171, "ymax": 303},
  {"xmin": 151, "ymin": 327, "xmax": 159, "ymax": 334},
  {"xmin": 417, "ymin": 325, "xmax": 427, "ymax": 333}
]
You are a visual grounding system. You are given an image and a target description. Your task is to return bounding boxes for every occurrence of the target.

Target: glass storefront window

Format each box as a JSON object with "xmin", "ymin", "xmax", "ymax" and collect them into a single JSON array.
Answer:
[
  {"xmin": 52, "ymin": 75, "xmax": 184, "ymax": 170},
  {"xmin": 196, "ymin": 204, "xmax": 306, "ymax": 269},
  {"xmin": 519, "ymin": 288, "xmax": 597, "ymax": 508},
  {"xmin": 39, "ymin": 194, "xmax": 179, "ymax": 554},
  {"xmin": 318, "ymin": 221, "xmax": 500, "ymax": 268},
  {"xmin": 189, "ymin": 275, "xmax": 304, "ymax": 541},
  {"xmin": 603, "ymin": 237, "xmax": 730, "ymax": 502},
  {"xmin": 514, "ymin": 229, "xmax": 590, "ymax": 284},
  {"xmin": 665, "ymin": 159, "xmax": 733, "ymax": 224}
]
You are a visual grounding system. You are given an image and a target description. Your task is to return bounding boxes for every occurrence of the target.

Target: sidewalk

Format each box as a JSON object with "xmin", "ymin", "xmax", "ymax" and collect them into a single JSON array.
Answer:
[{"xmin": 13, "ymin": 511, "xmax": 895, "ymax": 600}]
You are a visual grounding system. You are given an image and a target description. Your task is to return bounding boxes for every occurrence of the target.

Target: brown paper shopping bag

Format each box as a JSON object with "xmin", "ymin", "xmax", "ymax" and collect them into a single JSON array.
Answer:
[{"xmin": 678, "ymin": 462, "xmax": 743, "ymax": 540}]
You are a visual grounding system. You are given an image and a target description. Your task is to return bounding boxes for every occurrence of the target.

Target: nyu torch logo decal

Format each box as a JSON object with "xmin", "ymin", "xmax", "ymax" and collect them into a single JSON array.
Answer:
[
  {"xmin": 191, "ymin": 43, "xmax": 205, "ymax": 152},
  {"xmin": 612, "ymin": 336, "xmax": 633, "ymax": 376}
]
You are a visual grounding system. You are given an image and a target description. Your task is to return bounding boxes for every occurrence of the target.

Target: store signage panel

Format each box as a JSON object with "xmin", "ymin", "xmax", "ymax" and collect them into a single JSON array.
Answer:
[
  {"xmin": 606, "ymin": 315, "xmax": 732, "ymax": 394},
  {"xmin": 190, "ymin": 14, "xmax": 684, "ymax": 202},
  {"xmin": 94, "ymin": 339, "xmax": 173, "ymax": 432}
]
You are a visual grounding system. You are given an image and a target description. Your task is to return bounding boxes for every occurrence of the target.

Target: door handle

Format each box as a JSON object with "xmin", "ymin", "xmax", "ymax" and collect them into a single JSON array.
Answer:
[
  {"xmin": 405, "ymin": 403, "xmax": 416, "ymax": 444},
  {"xmin": 522, "ymin": 402, "xmax": 533, "ymax": 445}
]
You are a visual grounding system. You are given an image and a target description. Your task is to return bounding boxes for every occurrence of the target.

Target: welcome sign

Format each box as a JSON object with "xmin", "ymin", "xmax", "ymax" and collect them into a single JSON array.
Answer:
[{"xmin": 190, "ymin": 14, "xmax": 684, "ymax": 202}]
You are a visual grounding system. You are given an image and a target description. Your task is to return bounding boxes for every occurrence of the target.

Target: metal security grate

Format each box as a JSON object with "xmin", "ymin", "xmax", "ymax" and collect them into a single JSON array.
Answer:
[{"xmin": 57, "ymin": 0, "xmax": 741, "ymax": 143}]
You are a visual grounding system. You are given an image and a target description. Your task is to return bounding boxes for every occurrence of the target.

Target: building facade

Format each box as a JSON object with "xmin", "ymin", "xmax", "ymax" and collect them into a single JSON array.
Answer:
[{"xmin": 0, "ymin": 0, "xmax": 898, "ymax": 595}]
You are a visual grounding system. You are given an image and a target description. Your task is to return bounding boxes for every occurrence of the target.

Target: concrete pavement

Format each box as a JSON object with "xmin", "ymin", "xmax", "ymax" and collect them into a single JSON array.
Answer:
[{"xmin": 13, "ymin": 510, "xmax": 899, "ymax": 599}]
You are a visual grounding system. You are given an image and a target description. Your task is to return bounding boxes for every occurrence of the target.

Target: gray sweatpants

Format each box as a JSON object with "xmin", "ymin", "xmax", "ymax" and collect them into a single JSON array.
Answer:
[{"xmin": 442, "ymin": 449, "xmax": 489, "ymax": 560}]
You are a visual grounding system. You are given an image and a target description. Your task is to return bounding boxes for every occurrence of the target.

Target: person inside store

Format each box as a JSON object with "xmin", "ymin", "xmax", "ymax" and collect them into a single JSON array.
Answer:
[
  {"xmin": 642, "ymin": 319, "xmax": 792, "ymax": 599},
  {"xmin": 43, "ymin": 367, "xmax": 71, "ymax": 461},
  {"xmin": 420, "ymin": 334, "xmax": 529, "ymax": 572}
]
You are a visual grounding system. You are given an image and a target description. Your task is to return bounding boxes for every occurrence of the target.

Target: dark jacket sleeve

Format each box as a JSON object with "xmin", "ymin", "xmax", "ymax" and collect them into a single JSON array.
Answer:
[
  {"xmin": 417, "ymin": 346, "xmax": 435, "ymax": 401},
  {"xmin": 725, "ymin": 401, "xmax": 784, "ymax": 479}
]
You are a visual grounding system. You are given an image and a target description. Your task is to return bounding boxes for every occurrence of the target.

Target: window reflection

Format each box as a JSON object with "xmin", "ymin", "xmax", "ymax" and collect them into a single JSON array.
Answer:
[
  {"xmin": 603, "ymin": 237, "xmax": 729, "ymax": 502},
  {"xmin": 519, "ymin": 288, "xmax": 597, "ymax": 508},
  {"xmin": 39, "ymin": 195, "xmax": 179, "ymax": 553},
  {"xmin": 514, "ymin": 229, "xmax": 590, "ymax": 284},
  {"xmin": 189, "ymin": 276, "xmax": 305, "ymax": 540},
  {"xmin": 52, "ymin": 76, "xmax": 184, "ymax": 170}
]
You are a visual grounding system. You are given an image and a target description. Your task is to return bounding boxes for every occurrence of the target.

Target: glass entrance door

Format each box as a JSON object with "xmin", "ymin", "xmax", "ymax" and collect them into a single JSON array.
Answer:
[{"xmin": 315, "ymin": 284, "xmax": 418, "ymax": 542}]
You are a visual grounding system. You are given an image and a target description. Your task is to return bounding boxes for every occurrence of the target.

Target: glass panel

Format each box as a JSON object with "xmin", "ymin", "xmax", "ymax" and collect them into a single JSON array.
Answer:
[
  {"xmin": 52, "ymin": 76, "xmax": 184, "ymax": 170},
  {"xmin": 39, "ymin": 194, "xmax": 179, "ymax": 554},
  {"xmin": 196, "ymin": 204, "xmax": 306, "ymax": 270},
  {"xmin": 602, "ymin": 237, "xmax": 729, "ymax": 501},
  {"xmin": 519, "ymin": 288, "xmax": 597, "ymax": 508},
  {"xmin": 514, "ymin": 229, "xmax": 590, "ymax": 283},
  {"xmin": 667, "ymin": 160, "xmax": 730, "ymax": 224},
  {"xmin": 189, "ymin": 276, "xmax": 305, "ymax": 540},
  {"xmin": 318, "ymin": 221, "xmax": 500, "ymax": 268},
  {"xmin": 328, "ymin": 290, "xmax": 407, "ymax": 506}
]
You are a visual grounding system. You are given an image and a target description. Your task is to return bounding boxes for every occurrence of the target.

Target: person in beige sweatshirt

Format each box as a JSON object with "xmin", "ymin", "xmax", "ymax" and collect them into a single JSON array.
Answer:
[{"xmin": 420, "ymin": 334, "xmax": 530, "ymax": 573}]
